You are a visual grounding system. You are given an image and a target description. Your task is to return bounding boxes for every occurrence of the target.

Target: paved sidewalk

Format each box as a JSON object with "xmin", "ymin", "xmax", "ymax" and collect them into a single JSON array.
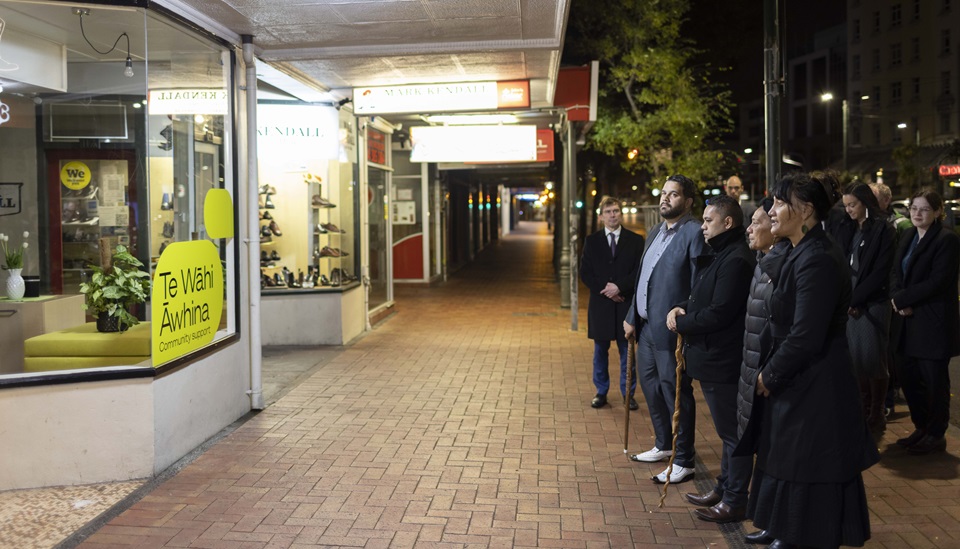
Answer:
[{"xmin": 71, "ymin": 221, "xmax": 960, "ymax": 548}]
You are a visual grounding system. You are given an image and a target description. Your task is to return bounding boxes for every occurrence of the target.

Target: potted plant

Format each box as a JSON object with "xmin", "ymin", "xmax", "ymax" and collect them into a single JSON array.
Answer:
[
  {"xmin": 0, "ymin": 231, "xmax": 29, "ymax": 300},
  {"xmin": 79, "ymin": 245, "xmax": 151, "ymax": 332}
]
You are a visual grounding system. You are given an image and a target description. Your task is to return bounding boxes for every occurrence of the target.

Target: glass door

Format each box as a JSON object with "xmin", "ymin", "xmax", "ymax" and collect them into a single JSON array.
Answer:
[{"xmin": 367, "ymin": 167, "xmax": 391, "ymax": 310}]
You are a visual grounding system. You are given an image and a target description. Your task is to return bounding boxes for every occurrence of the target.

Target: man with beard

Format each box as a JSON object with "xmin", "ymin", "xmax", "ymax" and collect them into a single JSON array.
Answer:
[{"xmin": 624, "ymin": 175, "xmax": 706, "ymax": 484}]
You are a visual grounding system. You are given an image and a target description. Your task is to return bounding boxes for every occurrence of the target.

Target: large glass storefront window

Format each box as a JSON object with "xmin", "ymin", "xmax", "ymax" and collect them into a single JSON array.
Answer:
[{"xmin": 0, "ymin": 2, "xmax": 237, "ymax": 376}]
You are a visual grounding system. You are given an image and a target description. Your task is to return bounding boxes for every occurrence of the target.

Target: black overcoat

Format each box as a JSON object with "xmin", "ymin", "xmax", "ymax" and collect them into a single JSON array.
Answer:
[
  {"xmin": 891, "ymin": 222, "xmax": 960, "ymax": 360},
  {"xmin": 674, "ymin": 226, "xmax": 756, "ymax": 384},
  {"xmin": 829, "ymin": 216, "xmax": 896, "ymax": 308},
  {"xmin": 740, "ymin": 224, "xmax": 879, "ymax": 483},
  {"xmin": 579, "ymin": 227, "xmax": 644, "ymax": 341}
]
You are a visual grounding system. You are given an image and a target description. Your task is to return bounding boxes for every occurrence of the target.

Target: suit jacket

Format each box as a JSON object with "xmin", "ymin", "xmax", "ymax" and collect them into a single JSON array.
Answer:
[
  {"xmin": 579, "ymin": 227, "xmax": 644, "ymax": 341},
  {"xmin": 746, "ymin": 224, "xmax": 878, "ymax": 483},
  {"xmin": 625, "ymin": 215, "xmax": 706, "ymax": 350},
  {"xmin": 674, "ymin": 226, "xmax": 756, "ymax": 384},
  {"xmin": 892, "ymin": 222, "xmax": 960, "ymax": 360}
]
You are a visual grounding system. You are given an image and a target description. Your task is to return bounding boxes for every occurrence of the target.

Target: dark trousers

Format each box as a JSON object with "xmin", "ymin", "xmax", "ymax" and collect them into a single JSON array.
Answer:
[
  {"xmin": 636, "ymin": 322, "xmax": 696, "ymax": 467},
  {"xmin": 592, "ymin": 339, "xmax": 635, "ymax": 396},
  {"xmin": 899, "ymin": 356, "xmax": 951, "ymax": 438},
  {"xmin": 700, "ymin": 381, "xmax": 752, "ymax": 508}
]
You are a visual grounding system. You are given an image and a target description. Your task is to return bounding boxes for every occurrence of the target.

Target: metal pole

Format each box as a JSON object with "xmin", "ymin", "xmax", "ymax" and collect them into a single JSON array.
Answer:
[
  {"xmin": 763, "ymin": 0, "xmax": 782, "ymax": 191},
  {"xmin": 559, "ymin": 119, "xmax": 572, "ymax": 309},
  {"xmin": 842, "ymin": 99, "xmax": 848, "ymax": 171}
]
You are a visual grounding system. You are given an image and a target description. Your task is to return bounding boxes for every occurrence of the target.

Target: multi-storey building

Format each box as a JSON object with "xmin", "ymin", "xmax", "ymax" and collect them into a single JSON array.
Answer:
[{"xmin": 848, "ymin": 0, "xmax": 960, "ymax": 192}]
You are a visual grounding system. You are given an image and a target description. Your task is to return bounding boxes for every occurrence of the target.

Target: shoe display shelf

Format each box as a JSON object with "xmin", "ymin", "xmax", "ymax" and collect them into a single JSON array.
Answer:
[
  {"xmin": 258, "ymin": 184, "xmax": 288, "ymax": 289},
  {"xmin": 309, "ymin": 177, "xmax": 353, "ymax": 289},
  {"xmin": 61, "ymin": 185, "xmax": 101, "ymax": 291}
]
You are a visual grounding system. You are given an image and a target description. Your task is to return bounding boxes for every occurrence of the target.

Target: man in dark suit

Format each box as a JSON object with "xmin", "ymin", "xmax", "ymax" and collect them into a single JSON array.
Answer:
[
  {"xmin": 666, "ymin": 194, "xmax": 755, "ymax": 523},
  {"xmin": 580, "ymin": 196, "xmax": 644, "ymax": 409},
  {"xmin": 624, "ymin": 175, "xmax": 706, "ymax": 484}
]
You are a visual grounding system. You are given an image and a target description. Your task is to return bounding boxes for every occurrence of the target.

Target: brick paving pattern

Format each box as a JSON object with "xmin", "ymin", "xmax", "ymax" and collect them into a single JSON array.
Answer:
[{"xmin": 74, "ymin": 221, "xmax": 960, "ymax": 548}]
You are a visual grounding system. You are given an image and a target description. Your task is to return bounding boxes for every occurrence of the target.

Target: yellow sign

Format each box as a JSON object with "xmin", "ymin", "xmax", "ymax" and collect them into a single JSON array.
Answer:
[
  {"xmin": 151, "ymin": 240, "xmax": 223, "ymax": 366},
  {"xmin": 204, "ymin": 189, "xmax": 234, "ymax": 239},
  {"xmin": 60, "ymin": 161, "xmax": 92, "ymax": 190}
]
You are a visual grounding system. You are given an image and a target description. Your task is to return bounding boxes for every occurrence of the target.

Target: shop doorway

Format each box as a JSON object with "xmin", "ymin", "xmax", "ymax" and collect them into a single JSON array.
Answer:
[{"xmin": 367, "ymin": 166, "xmax": 392, "ymax": 311}]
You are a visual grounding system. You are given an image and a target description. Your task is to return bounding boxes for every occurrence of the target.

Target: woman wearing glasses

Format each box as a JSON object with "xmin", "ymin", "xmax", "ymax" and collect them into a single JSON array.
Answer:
[{"xmin": 891, "ymin": 189, "xmax": 960, "ymax": 455}]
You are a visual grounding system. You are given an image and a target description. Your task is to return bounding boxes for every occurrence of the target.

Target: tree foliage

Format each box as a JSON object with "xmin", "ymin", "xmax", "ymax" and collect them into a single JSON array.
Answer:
[{"xmin": 566, "ymin": 0, "xmax": 734, "ymax": 184}]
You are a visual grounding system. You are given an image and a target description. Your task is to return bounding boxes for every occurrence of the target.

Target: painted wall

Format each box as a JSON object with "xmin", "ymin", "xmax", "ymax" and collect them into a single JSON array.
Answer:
[{"xmin": 0, "ymin": 378, "xmax": 154, "ymax": 490}]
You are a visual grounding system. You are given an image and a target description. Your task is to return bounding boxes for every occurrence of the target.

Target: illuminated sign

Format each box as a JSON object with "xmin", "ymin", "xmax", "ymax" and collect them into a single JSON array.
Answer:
[
  {"xmin": 256, "ymin": 103, "xmax": 339, "ymax": 165},
  {"xmin": 353, "ymin": 80, "xmax": 530, "ymax": 115},
  {"xmin": 151, "ymin": 240, "xmax": 224, "ymax": 366},
  {"xmin": 939, "ymin": 165, "xmax": 960, "ymax": 176},
  {"xmin": 537, "ymin": 129, "xmax": 555, "ymax": 162},
  {"xmin": 60, "ymin": 161, "xmax": 92, "ymax": 190},
  {"xmin": 148, "ymin": 89, "xmax": 228, "ymax": 115},
  {"xmin": 410, "ymin": 125, "xmax": 537, "ymax": 163}
]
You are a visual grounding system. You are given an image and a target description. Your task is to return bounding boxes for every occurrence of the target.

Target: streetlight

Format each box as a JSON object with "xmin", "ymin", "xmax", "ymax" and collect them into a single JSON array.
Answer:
[{"xmin": 821, "ymin": 92, "xmax": 848, "ymax": 171}]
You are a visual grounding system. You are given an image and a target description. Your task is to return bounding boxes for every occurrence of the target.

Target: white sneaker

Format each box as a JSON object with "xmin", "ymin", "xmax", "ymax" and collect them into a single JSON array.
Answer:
[
  {"xmin": 651, "ymin": 465, "xmax": 695, "ymax": 484},
  {"xmin": 629, "ymin": 447, "xmax": 673, "ymax": 463}
]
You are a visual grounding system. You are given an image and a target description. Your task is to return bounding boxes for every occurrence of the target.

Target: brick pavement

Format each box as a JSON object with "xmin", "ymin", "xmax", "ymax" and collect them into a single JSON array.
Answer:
[{"xmin": 76, "ymin": 221, "xmax": 960, "ymax": 548}]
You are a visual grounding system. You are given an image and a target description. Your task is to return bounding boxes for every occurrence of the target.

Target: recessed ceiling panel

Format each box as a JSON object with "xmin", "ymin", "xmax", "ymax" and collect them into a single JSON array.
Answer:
[{"xmin": 423, "ymin": 0, "xmax": 521, "ymax": 19}]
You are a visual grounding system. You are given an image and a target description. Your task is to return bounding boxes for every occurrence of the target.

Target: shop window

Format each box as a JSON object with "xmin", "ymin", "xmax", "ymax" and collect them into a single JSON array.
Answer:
[
  {"xmin": 891, "ymin": 4, "xmax": 902, "ymax": 28},
  {"xmin": 890, "ymin": 43, "xmax": 902, "ymax": 67},
  {"xmin": 255, "ymin": 103, "xmax": 359, "ymax": 293},
  {"xmin": 891, "ymin": 81, "xmax": 902, "ymax": 105},
  {"xmin": 0, "ymin": 2, "xmax": 238, "ymax": 378}
]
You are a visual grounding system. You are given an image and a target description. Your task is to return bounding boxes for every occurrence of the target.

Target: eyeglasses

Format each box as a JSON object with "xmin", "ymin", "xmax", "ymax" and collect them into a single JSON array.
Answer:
[{"xmin": 909, "ymin": 206, "xmax": 934, "ymax": 214}]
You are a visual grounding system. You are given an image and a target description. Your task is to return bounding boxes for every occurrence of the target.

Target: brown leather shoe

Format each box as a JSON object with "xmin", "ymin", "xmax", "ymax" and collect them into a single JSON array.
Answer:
[
  {"xmin": 684, "ymin": 490, "xmax": 721, "ymax": 507},
  {"xmin": 693, "ymin": 501, "xmax": 746, "ymax": 523}
]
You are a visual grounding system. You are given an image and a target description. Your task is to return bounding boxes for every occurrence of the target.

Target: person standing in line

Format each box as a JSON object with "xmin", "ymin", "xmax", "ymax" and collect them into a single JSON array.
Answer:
[
  {"xmin": 891, "ymin": 189, "xmax": 960, "ymax": 455},
  {"xmin": 830, "ymin": 183, "xmax": 896, "ymax": 437},
  {"xmin": 870, "ymin": 181, "xmax": 912, "ymax": 418},
  {"xmin": 665, "ymin": 195, "xmax": 755, "ymax": 523},
  {"xmin": 579, "ymin": 196, "xmax": 644, "ymax": 409},
  {"xmin": 623, "ymin": 175, "xmax": 706, "ymax": 484},
  {"xmin": 725, "ymin": 175, "xmax": 755, "ymax": 224},
  {"xmin": 736, "ymin": 197, "xmax": 790, "ymax": 546},
  {"xmin": 743, "ymin": 172, "xmax": 878, "ymax": 549}
]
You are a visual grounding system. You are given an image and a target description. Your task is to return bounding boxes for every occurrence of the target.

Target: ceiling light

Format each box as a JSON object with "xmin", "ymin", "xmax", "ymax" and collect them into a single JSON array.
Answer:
[{"xmin": 424, "ymin": 114, "xmax": 519, "ymax": 125}]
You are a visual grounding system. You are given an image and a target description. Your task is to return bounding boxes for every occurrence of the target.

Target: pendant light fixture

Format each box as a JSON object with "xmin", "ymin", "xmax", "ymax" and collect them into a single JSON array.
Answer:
[{"xmin": 75, "ymin": 8, "xmax": 134, "ymax": 78}]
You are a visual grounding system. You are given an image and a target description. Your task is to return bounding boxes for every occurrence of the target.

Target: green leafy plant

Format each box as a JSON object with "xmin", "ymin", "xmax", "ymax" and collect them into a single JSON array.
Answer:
[
  {"xmin": 79, "ymin": 245, "xmax": 151, "ymax": 331},
  {"xmin": 0, "ymin": 231, "xmax": 28, "ymax": 269}
]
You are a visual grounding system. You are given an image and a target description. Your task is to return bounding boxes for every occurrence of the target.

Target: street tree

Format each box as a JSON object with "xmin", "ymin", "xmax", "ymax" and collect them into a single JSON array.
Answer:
[{"xmin": 566, "ymin": 0, "xmax": 735, "ymax": 184}]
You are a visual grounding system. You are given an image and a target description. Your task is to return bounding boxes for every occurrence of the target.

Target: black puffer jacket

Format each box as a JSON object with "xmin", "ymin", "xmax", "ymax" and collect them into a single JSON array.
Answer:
[{"xmin": 736, "ymin": 241, "xmax": 788, "ymax": 438}]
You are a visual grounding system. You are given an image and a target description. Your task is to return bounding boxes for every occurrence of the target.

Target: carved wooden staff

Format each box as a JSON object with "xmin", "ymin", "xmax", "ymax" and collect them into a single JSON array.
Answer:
[
  {"xmin": 623, "ymin": 335, "xmax": 636, "ymax": 455},
  {"xmin": 658, "ymin": 334, "xmax": 685, "ymax": 509}
]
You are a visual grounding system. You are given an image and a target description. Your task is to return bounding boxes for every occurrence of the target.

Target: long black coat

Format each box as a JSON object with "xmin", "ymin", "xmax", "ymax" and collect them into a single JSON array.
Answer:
[
  {"xmin": 892, "ymin": 222, "xmax": 960, "ymax": 360},
  {"xmin": 829, "ymin": 216, "xmax": 896, "ymax": 308},
  {"xmin": 736, "ymin": 241, "xmax": 788, "ymax": 437},
  {"xmin": 579, "ymin": 227, "xmax": 644, "ymax": 341},
  {"xmin": 742, "ymin": 224, "xmax": 878, "ymax": 483},
  {"xmin": 674, "ymin": 226, "xmax": 755, "ymax": 384}
]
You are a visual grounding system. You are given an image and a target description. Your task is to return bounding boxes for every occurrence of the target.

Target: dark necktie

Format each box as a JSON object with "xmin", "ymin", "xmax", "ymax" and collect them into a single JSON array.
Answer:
[{"xmin": 609, "ymin": 232, "xmax": 617, "ymax": 257}]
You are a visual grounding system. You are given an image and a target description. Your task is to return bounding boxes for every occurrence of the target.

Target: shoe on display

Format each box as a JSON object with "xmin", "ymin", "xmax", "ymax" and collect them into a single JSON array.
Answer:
[
  {"xmin": 269, "ymin": 220, "xmax": 282, "ymax": 237},
  {"xmin": 162, "ymin": 221, "xmax": 175, "ymax": 239},
  {"xmin": 330, "ymin": 268, "xmax": 342, "ymax": 286},
  {"xmin": 160, "ymin": 192, "xmax": 173, "ymax": 210},
  {"xmin": 273, "ymin": 272, "xmax": 286, "ymax": 287},
  {"xmin": 629, "ymin": 447, "xmax": 673, "ymax": 463},
  {"xmin": 651, "ymin": 465, "xmax": 694, "ymax": 484},
  {"xmin": 311, "ymin": 195, "xmax": 336, "ymax": 208},
  {"xmin": 261, "ymin": 225, "xmax": 272, "ymax": 238},
  {"xmin": 316, "ymin": 224, "xmax": 328, "ymax": 234},
  {"xmin": 261, "ymin": 250, "xmax": 269, "ymax": 262},
  {"xmin": 321, "ymin": 222, "xmax": 346, "ymax": 234},
  {"xmin": 319, "ymin": 274, "xmax": 330, "ymax": 286},
  {"xmin": 159, "ymin": 240, "xmax": 170, "ymax": 255},
  {"xmin": 271, "ymin": 250, "xmax": 281, "ymax": 261},
  {"xmin": 261, "ymin": 210, "xmax": 273, "ymax": 220},
  {"xmin": 319, "ymin": 246, "xmax": 341, "ymax": 258},
  {"xmin": 264, "ymin": 195, "xmax": 276, "ymax": 209}
]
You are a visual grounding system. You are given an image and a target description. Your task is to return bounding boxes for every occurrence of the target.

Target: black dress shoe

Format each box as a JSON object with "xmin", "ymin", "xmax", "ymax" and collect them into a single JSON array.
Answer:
[
  {"xmin": 896, "ymin": 429, "xmax": 927, "ymax": 447},
  {"xmin": 591, "ymin": 394, "xmax": 607, "ymax": 408},
  {"xmin": 768, "ymin": 540, "xmax": 800, "ymax": 549},
  {"xmin": 693, "ymin": 501, "xmax": 746, "ymax": 523},
  {"xmin": 907, "ymin": 435, "xmax": 947, "ymax": 455},
  {"xmin": 628, "ymin": 397, "xmax": 639, "ymax": 411},
  {"xmin": 685, "ymin": 490, "xmax": 722, "ymax": 507},
  {"xmin": 744, "ymin": 530, "xmax": 775, "ymax": 545}
]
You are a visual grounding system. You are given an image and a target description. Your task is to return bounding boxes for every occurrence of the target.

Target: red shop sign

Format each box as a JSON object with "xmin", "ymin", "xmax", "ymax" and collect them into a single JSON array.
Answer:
[
  {"xmin": 367, "ymin": 128, "xmax": 386, "ymax": 164},
  {"xmin": 939, "ymin": 164, "xmax": 960, "ymax": 176}
]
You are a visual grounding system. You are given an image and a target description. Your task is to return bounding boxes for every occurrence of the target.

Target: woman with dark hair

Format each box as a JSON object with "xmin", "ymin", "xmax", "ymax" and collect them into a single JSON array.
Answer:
[
  {"xmin": 891, "ymin": 189, "xmax": 960, "ymax": 455},
  {"xmin": 744, "ymin": 172, "xmax": 878, "ymax": 549},
  {"xmin": 830, "ymin": 183, "xmax": 896, "ymax": 436}
]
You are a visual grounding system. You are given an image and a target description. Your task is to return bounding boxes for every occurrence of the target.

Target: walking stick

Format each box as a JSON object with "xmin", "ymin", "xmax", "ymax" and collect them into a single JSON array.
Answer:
[
  {"xmin": 658, "ymin": 334, "xmax": 685, "ymax": 509},
  {"xmin": 623, "ymin": 335, "xmax": 636, "ymax": 455}
]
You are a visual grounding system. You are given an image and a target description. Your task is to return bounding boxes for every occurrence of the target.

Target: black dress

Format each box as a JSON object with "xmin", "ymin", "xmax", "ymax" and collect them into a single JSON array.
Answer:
[{"xmin": 743, "ymin": 224, "xmax": 879, "ymax": 548}]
